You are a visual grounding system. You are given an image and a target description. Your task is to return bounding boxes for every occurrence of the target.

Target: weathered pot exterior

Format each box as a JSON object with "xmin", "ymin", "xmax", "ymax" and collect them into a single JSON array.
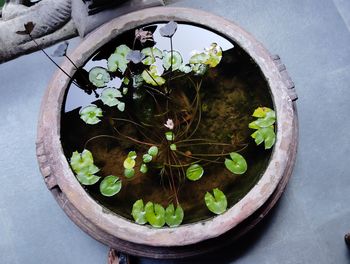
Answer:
[{"xmin": 36, "ymin": 7, "xmax": 298, "ymax": 258}]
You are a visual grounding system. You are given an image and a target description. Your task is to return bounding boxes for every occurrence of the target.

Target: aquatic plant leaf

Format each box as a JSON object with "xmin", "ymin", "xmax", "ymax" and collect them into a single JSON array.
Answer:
[
  {"xmin": 16, "ymin": 21, "xmax": 35, "ymax": 35},
  {"xmin": 140, "ymin": 164, "xmax": 148, "ymax": 174},
  {"xmin": 126, "ymin": 50, "xmax": 146, "ymax": 64},
  {"xmin": 179, "ymin": 64, "xmax": 192, "ymax": 73},
  {"xmin": 145, "ymin": 202, "xmax": 166, "ymax": 228},
  {"xmin": 142, "ymin": 154, "xmax": 152, "ymax": 163},
  {"xmin": 191, "ymin": 63, "xmax": 208, "ymax": 76},
  {"xmin": 88, "ymin": 67, "xmax": 110, "ymax": 87},
  {"xmin": 131, "ymin": 199, "xmax": 147, "ymax": 225},
  {"xmin": 224, "ymin": 152, "xmax": 247, "ymax": 175},
  {"xmin": 132, "ymin": 74, "xmax": 144, "ymax": 88},
  {"xmin": 170, "ymin": 144, "xmax": 177, "ymax": 151},
  {"xmin": 107, "ymin": 53, "xmax": 128, "ymax": 73},
  {"xmin": 99, "ymin": 175, "xmax": 122, "ymax": 197},
  {"xmin": 79, "ymin": 104, "xmax": 103, "ymax": 125},
  {"xmin": 123, "ymin": 77, "xmax": 130, "ymax": 85},
  {"xmin": 70, "ymin": 149, "xmax": 100, "ymax": 175},
  {"xmin": 165, "ymin": 131, "xmax": 174, "ymax": 141},
  {"xmin": 141, "ymin": 47, "xmax": 163, "ymax": 65},
  {"xmin": 205, "ymin": 43, "xmax": 223, "ymax": 67},
  {"xmin": 186, "ymin": 164, "xmax": 204, "ymax": 181},
  {"xmin": 141, "ymin": 65, "xmax": 165, "ymax": 86},
  {"xmin": 123, "ymin": 87, "xmax": 128, "ymax": 95},
  {"xmin": 162, "ymin": 50, "xmax": 183, "ymax": 71},
  {"xmin": 128, "ymin": 151, "xmax": 137, "ymax": 160},
  {"xmin": 252, "ymin": 127, "xmax": 276, "ymax": 149},
  {"xmin": 251, "ymin": 130, "xmax": 264, "ymax": 145},
  {"xmin": 52, "ymin": 41, "xmax": 69, "ymax": 57},
  {"xmin": 159, "ymin": 21, "xmax": 177, "ymax": 38},
  {"xmin": 254, "ymin": 111, "xmax": 276, "ymax": 127},
  {"xmin": 124, "ymin": 168, "xmax": 135, "ymax": 178},
  {"xmin": 248, "ymin": 120, "xmax": 260, "ymax": 130},
  {"xmin": 76, "ymin": 172, "xmax": 101, "ymax": 185},
  {"xmin": 117, "ymin": 102, "xmax": 125, "ymax": 112},
  {"xmin": 252, "ymin": 107, "xmax": 273, "ymax": 118},
  {"xmin": 165, "ymin": 204, "xmax": 184, "ymax": 227},
  {"xmin": 100, "ymin": 87, "xmax": 122, "ymax": 107},
  {"xmin": 189, "ymin": 52, "xmax": 210, "ymax": 64},
  {"xmin": 205, "ymin": 188, "xmax": 227, "ymax": 215},
  {"xmin": 148, "ymin": 146, "xmax": 158, "ymax": 157},
  {"xmin": 115, "ymin": 44, "xmax": 131, "ymax": 57},
  {"xmin": 124, "ymin": 157, "xmax": 136, "ymax": 169}
]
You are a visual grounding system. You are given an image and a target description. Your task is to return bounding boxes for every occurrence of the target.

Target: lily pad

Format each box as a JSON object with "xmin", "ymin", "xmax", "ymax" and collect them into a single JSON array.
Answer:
[
  {"xmin": 79, "ymin": 105, "xmax": 103, "ymax": 125},
  {"xmin": 145, "ymin": 202, "xmax": 166, "ymax": 228},
  {"xmin": 179, "ymin": 64, "xmax": 192, "ymax": 73},
  {"xmin": 88, "ymin": 67, "xmax": 110, "ymax": 88},
  {"xmin": 141, "ymin": 65, "xmax": 166, "ymax": 86},
  {"xmin": 191, "ymin": 63, "xmax": 208, "ymax": 75},
  {"xmin": 100, "ymin": 87, "xmax": 122, "ymax": 107},
  {"xmin": 140, "ymin": 164, "xmax": 148, "ymax": 174},
  {"xmin": 142, "ymin": 47, "xmax": 163, "ymax": 65},
  {"xmin": 254, "ymin": 111, "xmax": 276, "ymax": 127},
  {"xmin": 189, "ymin": 52, "xmax": 210, "ymax": 64},
  {"xmin": 115, "ymin": 44, "xmax": 131, "ymax": 57},
  {"xmin": 165, "ymin": 204, "xmax": 184, "ymax": 227},
  {"xmin": 148, "ymin": 146, "xmax": 158, "ymax": 157},
  {"xmin": 170, "ymin": 144, "xmax": 177, "ymax": 151},
  {"xmin": 159, "ymin": 20, "xmax": 177, "ymax": 38},
  {"xmin": 107, "ymin": 45, "xmax": 131, "ymax": 73},
  {"xmin": 143, "ymin": 154, "xmax": 152, "ymax": 163},
  {"xmin": 76, "ymin": 172, "xmax": 101, "ymax": 185},
  {"xmin": 205, "ymin": 43, "xmax": 223, "ymax": 67},
  {"xmin": 252, "ymin": 107, "xmax": 273, "ymax": 118},
  {"xmin": 124, "ymin": 157, "xmax": 136, "ymax": 169},
  {"xmin": 131, "ymin": 199, "xmax": 147, "ymax": 225},
  {"xmin": 70, "ymin": 150, "xmax": 99, "ymax": 175},
  {"xmin": 251, "ymin": 127, "xmax": 276, "ymax": 149},
  {"xmin": 99, "ymin": 175, "xmax": 122, "ymax": 197},
  {"xmin": 124, "ymin": 168, "xmax": 135, "ymax": 178},
  {"xmin": 186, "ymin": 164, "xmax": 204, "ymax": 181},
  {"xmin": 128, "ymin": 151, "xmax": 137, "ymax": 160},
  {"xmin": 162, "ymin": 50, "xmax": 183, "ymax": 71},
  {"xmin": 205, "ymin": 188, "xmax": 227, "ymax": 215},
  {"xmin": 224, "ymin": 152, "xmax": 247, "ymax": 175}
]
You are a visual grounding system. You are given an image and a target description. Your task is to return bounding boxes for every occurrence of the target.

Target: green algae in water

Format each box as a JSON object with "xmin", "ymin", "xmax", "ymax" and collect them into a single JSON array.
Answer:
[{"xmin": 60, "ymin": 22, "xmax": 274, "ymax": 224}]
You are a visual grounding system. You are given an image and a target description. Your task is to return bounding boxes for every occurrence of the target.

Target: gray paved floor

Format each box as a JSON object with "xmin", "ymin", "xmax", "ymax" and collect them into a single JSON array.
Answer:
[{"xmin": 0, "ymin": 0, "xmax": 350, "ymax": 263}]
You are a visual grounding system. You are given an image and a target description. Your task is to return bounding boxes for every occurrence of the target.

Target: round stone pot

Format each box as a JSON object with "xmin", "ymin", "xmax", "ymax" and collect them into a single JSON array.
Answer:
[{"xmin": 36, "ymin": 7, "xmax": 298, "ymax": 259}]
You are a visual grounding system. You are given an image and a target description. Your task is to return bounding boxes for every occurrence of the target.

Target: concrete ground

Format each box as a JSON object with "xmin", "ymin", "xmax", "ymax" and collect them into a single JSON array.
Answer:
[{"xmin": 0, "ymin": 0, "xmax": 350, "ymax": 263}]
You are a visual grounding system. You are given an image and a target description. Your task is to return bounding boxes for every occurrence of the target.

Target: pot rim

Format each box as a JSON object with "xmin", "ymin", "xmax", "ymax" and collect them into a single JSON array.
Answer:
[{"xmin": 37, "ymin": 7, "xmax": 296, "ymax": 247}]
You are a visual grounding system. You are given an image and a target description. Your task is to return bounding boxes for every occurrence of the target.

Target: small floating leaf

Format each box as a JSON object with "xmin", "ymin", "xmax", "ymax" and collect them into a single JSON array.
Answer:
[
  {"xmin": 52, "ymin": 41, "xmax": 69, "ymax": 57},
  {"xmin": 205, "ymin": 43, "xmax": 223, "ymax": 67},
  {"xmin": 89, "ymin": 67, "xmax": 110, "ymax": 88},
  {"xmin": 148, "ymin": 146, "xmax": 158, "ymax": 157},
  {"xmin": 107, "ymin": 45, "xmax": 131, "ymax": 73},
  {"xmin": 123, "ymin": 77, "xmax": 130, "ymax": 85},
  {"xmin": 131, "ymin": 199, "xmax": 147, "ymax": 225},
  {"xmin": 142, "ymin": 47, "xmax": 163, "ymax": 65},
  {"xmin": 191, "ymin": 63, "xmax": 208, "ymax": 75},
  {"xmin": 124, "ymin": 157, "xmax": 136, "ymax": 169},
  {"xmin": 143, "ymin": 154, "xmax": 152, "ymax": 163},
  {"xmin": 159, "ymin": 21, "xmax": 177, "ymax": 38},
  {"xmin": 117, "ymin": 102, "xmax": 125, "ymax": 112},
  {"xmin": 141, "ymin": 65, "xmax": 165, "ymax": 86},
  {"xmin": 128, "ymin": 151, "xmax": 137, "ymax": 160},
  {"xmin": 76, "ymin": 172, "xmax": 100, "ymax": 185},
  {"xmin": 170, "ymin": 144, "xmax": 177, "ymax": 151},
  {"xmin": 205, "ymin": 188, "xmax": 227, "ymax": 215},
  {"xmin": 225, "ymin": 152, "xmax": 247, "ymax": 175},
  {"xmin": 165, "ymin": 204, "xmax": 184, "ymax": 227},
  {"xmin": 252, "ymin": 107, "xmax": 273, "ymax": 118},
  {"xmin": 165, "ymin": 131, "xmax": 174, "ymax": 141},
  {"xmin": 100, "ymin": 87, "xmax": 122, "ymax": 107},
  {"xmin": 99, "ymin": 175, "xmax": 122, "ymax": 197},
  {"xmin": 140, "ymin": 164, "xmax": 148, "ymax": 174},
  {"xmin": 145, "ymin": 202, "xmax": 166, "ymax": 228},
  {"xmin": 189, "ymin": 52, "xmax": 210, "ymax": 64},
  {"xmin": 252, "ymin": 127, "xmax": 276, "ymax": 149},
  {"xmin": 162, "ymin": 50, "xmax": 183, "ymax": 71},
  {"xmin": 179, "ymin": 64, "xmax": 192, "ymax": 73},
  {"xmin": 124, "ymin": 168, "xmax": 135, "ymax": 178},
  {"xmin": 126, "ymin": 50, "xmax": 146, "ymax": 64},
  {"xmin": 254, "ymin": 111, "xmax": 276, "ymax": 127},
  {"xmin": 186, "ymin": 164, "xmax": 204, "ymax": 181},
  {"xmin": 79, "ymin": 104, "xmax": 103, "ymax": 125},
  {"xmin": 70, "ymin": 150, "xmax": 99, "ymax": 175}
]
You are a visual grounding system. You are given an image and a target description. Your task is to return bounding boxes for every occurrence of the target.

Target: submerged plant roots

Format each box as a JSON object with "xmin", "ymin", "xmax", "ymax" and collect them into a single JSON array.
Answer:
[{"xmin": 61, "ymin": 21, "xmax": 275, "ymax": 227}]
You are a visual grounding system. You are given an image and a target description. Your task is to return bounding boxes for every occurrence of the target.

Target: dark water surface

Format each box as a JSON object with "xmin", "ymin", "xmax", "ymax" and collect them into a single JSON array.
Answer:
[{"xmin": 61, "ymin": 23, "xmax": 273, "ymax": 224}]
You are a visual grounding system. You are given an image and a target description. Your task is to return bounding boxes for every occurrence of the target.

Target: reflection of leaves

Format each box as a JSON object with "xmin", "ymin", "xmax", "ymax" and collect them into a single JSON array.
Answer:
[
  {"xmin": 126, "ymin": 50, "xmax": 146, "ymax": 64},
  {"xmin": 79, "ymin": 104, "xmax": 103, "ymax": 125},
  {"xmin": 52, "ymin": 41, "xmax": 69, "ymax": 57},
  {"xmin": 16, "ymin": 21, "xmax": 35, "ymax": 35},
  {"xmin": 159, "ymin": 21, "xmax": 177, "ymax": 38},
  {"xmin": 205, "ymin": 188, "xmax": 227, "ymax": 215},
  {"xmin": 224, "ymin": 152, "xmax": 247, "ymax": 175}
]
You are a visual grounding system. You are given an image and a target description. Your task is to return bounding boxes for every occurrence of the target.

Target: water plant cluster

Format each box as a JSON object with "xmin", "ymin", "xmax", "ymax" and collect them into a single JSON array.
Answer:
[{"xmin": 66, "ymin": 21, "xmax": 276, "ymax": 228}]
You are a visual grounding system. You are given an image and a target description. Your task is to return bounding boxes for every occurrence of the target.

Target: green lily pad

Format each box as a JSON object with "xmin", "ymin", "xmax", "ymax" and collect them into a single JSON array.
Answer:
[
  {"xmin": 189, "ymin": 52, "xmax": 210, "ymax": 64},
  {"xmin": 141, "ymin": 47, "xmax": 163, "ymax": 65},
  {"xmin": 131, "ymin": 199, "xmax": 147, "ymax": 225},
  {"xmin": 70, "ymin": 149, "xmax": 100, "ymax": 176},
  {"xmin": 141, "ymin": 65, "xmax": 166, "ymax": 86},
  {"xmin": 186, "ymin": 164, "xmax": 204, "ymax": 181},
  {"xmin": 191, "ymin": 63, "xmax": 208, "ymax": 75},
  {"xmin": 143, "ymin": 153, "xmax": 152, "ymax": 163},
  {"xmin": 145, "ymin": 202, "xmax": 166, "ymax": 228},
  {"xmin": 99, "ymin": 175, "xmax": 122, "ymax": 197},
  {"xmin": 88, "ymin": 67, "xmax": 110, "ymax": 87},
  {"xmin": 165, "ymin": 131, "xmax": 174, "ymax": 141},
  {"xmin": 205, "ymin": 43, "xmax": 222, "ymax": 67},
  {"xmin": 76, "ymin": 172, "xmax": 101, "ymax": 185},
  {"xmin": 252, "ymin": 107, "xmax": 273, "ymax": 118},
  {"xmin": 107, "ymin": 44, "xmax": 131, "ymax": 73},
  {"xmin": 179, "ymin": 64, "xmax": 192, "ymax": 73},
  {"xmin": 79, "ymin": 105, "xmax": 103, "ymax": 125},
  {"xmin": 165, "ymin": 204, "xmax": 184, "ymax": 227},
  {"xmin": 148, "ymin": 146, "xmax": 158, "ymax": 157},
  {"xmin": 162, "ymin": 50, "xmax": 183, "ymax": 71},
  {"xmin": 224, "ymin": 152, "xmax": 247, "ymax": 175},
  {"xmin": 254, "ymin": 111, "xmax": 276, "ymax": 127},
  {"xmin": 248, "ymin": 120, "xmax": 260, "ymax": 129},
  {"xmin": 128, "ymin": 151, "xmax": 137, "ymax": 160},
  {"xmin": 100, "ymin": 87, "xmax": 122, "ymax": 107},
  {"xmin": 251, "ymin": 127, "xmax": 276, "ymax": 149},
  {"xmin": 140, "ymin": 164, "xmax": 148, "ymax": 174},
  {"xmin": 170, "ymin": 144, "xmax": 177, "ymax": 151},
  {"xmin": 205, "ymin": 188, "xmax": 227, "ymax": 215},
  {"xmin": 124, "ymin": 168, "xmax": 135, "ymax": 178},
  {"xmin": 123, "ymin": 157, "xmax": 136, "ymax": 169}
]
